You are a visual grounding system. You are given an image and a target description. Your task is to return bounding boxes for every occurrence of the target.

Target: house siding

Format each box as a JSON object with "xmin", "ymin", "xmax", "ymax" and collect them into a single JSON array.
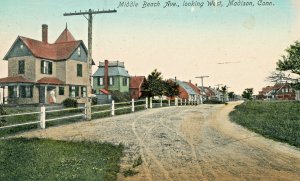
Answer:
[
  {"xmin": 69, "ymin": 44, "xmax": 88, "ymax": 62},
  {"xmin": 65, "ymin": 59, "xmax": 88, "ymax": 85},
  {"xmin": 8, "ymin": 56, "xmax": 36, "ymax": 81},
  {"xmin": 93, "ymin": 76, "xmax": 129, "ymax": 93},
  {"xmin": 5, "ymin": 39, "xmax": 32, "ymax": 59},
  {"xmin": 35, "ymin": 58, "xmax": 57, "ymax": 81}
]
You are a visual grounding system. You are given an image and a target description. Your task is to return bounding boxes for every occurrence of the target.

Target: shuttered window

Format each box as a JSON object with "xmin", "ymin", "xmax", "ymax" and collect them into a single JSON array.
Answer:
[
  {"xmin": 77, "ymin": 64, "xmax": 82, "ymax": 77},
  {"xmin": 18, "ymin": 60, "xmax": 25, "ymax": 74},
  {"xmin": 41, "ymin": 60, "xmax": 52, "ymax": 74}
]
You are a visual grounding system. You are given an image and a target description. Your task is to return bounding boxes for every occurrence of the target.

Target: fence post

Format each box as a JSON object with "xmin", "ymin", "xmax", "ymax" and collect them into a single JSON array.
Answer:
[
  {"xmin": 160, "ymin": 97, "xmax": 163, "ymax": 107},
  {"xmin": 132, "ymin": 99, "xmax": 135, "ymax": 112},
  {"xmin": 40, "ymin": 105, "xmax": 46, "ymax": 129},
  {"xmin": 145, "ymin": 97, "xmax": 148, "ymax": 109},
  {"xmin": 150, "ymin": 97, "xmax": 153, "ymax": 108},
  {"xmin": 111, "ymin": 100, "xmax": 115, "ymax": 116}
]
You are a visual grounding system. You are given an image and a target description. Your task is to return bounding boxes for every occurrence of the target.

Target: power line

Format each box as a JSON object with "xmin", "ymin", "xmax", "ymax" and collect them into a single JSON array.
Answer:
[{"xmin": 63, "ymin": 9, "xmax": 117, "ymax": 120}]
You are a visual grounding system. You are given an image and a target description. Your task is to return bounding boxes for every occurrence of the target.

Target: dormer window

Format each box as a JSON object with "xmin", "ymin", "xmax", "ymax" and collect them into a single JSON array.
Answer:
[
  {"xmin": 77, "ymin": 47, "xmax": 81, "ymax": 56},
  {"xmin": 20, "ymin": 44, "xmax": 24, "ymax": 49}
]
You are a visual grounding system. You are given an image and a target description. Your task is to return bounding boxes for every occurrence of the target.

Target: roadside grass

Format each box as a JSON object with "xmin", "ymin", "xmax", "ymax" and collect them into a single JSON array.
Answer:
[
  {"xmin": 229, "ymin": 101, "xmax": 300, "ymax": 147},
  {"xmin": 0, "ymin": 138, "xmax": 124, "ymax": 181}
]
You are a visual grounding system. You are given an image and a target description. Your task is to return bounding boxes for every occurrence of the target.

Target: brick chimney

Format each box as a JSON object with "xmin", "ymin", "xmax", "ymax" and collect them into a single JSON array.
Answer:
[
  {"xmin": 42, "ymin": 24, "xmax": 48, "ymax": 43},
  {"xmin": 104, "ymin": 60, "xmax": 109, "ymax": 90}
]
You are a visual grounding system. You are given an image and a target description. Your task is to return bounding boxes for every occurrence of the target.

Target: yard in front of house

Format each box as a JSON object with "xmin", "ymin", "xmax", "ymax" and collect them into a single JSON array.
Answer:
[
  {"xmin": 230, "ymin": 101, "xmax": 300, "ymax": 147},
  {"xmin": 0, "ymin": 138, "xmax": 124, "ymax": 181}
]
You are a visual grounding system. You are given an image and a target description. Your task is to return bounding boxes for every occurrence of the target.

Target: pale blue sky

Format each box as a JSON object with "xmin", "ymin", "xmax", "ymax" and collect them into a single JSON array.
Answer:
[{"xmin": 0, "ymin": 0, "xmax": 299, "ymax": 93}]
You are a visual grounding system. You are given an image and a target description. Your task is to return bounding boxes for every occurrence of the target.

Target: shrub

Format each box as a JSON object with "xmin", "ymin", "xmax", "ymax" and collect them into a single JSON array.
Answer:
[
  {"xmin": 0, "ymin": 106, "xmax": 7, "ymax": 127},
  {"xmin": 91, "ymin": 97, "xmax": 98, "ymax": 105},
  {"xmin": 110, "ymin": 90, "xmax": 131, "ymax": 102},
  {"xmin": 203, "ymin": 100, "xmax": 224, "ymax": 104},
  {"xmin": 62, "ymin": 98, "xmax": 78, "ymax": 108}
]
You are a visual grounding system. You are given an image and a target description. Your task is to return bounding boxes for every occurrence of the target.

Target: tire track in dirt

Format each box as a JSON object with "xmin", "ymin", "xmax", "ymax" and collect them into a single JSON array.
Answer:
[
  {"xmin": 158, "ymin": 118, "xmax": 204, "ymax": 177},
  {"xmin": 132, "ymin": 114, "xmax": 173, "ymax": 181}
]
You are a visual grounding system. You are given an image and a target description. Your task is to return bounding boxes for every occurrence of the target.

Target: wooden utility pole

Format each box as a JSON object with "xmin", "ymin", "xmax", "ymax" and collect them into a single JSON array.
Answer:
[
  {"xmin": 64, "ymin": 9, "xmax": 117, "ymax": 120},
  {"xmin": 195, "ymin": 76, "xmax": 209, "ymax": 104}
]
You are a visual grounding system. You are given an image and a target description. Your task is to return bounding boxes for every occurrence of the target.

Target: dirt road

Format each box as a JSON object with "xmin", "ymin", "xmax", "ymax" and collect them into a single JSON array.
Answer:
[{"xmin": 18, "ymin": 102, "xmax": 300, "ymax": 180}]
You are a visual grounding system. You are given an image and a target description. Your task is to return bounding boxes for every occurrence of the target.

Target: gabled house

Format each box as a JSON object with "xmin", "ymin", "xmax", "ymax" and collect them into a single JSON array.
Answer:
[
  {"xmin": 272, "ymin": 83, "xmax": 295, "ymax": 100},
  {"xmin": 258, "ymin": 83, "xmax": 296, "ymax": 100},
  {"xmin": 93, "ymin": 60, "xmax": 130, "ymax": 93},
  {"xmin": 200, "ymin": 86, "xmax": 217, "ymax": 101},
  {"xmin": 170, "ymin": 79, "xmax": 200, "ymax": 102},
  {"xmin": 130, "ymin": 76, "xmax": 146, "ymax": 100},
  {"xmin": 0, "ymin": 24, "xmax": 90, "ymax": 104}
]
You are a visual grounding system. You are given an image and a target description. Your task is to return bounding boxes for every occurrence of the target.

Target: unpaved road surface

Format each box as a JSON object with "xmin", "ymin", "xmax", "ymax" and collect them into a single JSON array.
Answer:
[{"xmin": 18, "ymin": 102, "xmax": 300, "ymax": 180}]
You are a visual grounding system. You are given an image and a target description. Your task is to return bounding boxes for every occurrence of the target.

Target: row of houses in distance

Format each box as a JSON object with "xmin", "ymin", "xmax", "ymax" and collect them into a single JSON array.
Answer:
[
  {"xmin": 256, "ymin": 83, "xmax": 300, "ymax": 100},
  {"xmin": 0, "ymin": 24, "xmax": 226, "ymax": 105}
]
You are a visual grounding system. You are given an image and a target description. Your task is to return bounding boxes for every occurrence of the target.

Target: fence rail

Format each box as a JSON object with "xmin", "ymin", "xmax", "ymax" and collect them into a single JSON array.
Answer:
[{"xmin": 0, "ymin": 97, "xmax": 200, "ymax": 132}]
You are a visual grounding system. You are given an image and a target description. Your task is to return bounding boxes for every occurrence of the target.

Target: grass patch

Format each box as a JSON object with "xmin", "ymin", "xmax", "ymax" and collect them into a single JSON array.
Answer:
[
  {"xmin": 0, "ymin": 138, "xmax": 124, "ymax": 181},
  {"xmin": 133, "ymin": 155, "xmax": 143, "ymax": 168},
  {"xmin": 0, "ymin": 106, "xmax": 86, "ymax": 137},
  {"xmin": 123, "ymin": 168, "xmax": 139, "ymax": 177},
  {"xmin": 230, "ymin": 101, "xmax": 300, "ymax": 147}
]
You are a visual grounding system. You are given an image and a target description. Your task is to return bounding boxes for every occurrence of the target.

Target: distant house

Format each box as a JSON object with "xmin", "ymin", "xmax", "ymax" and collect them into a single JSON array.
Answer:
[
  {"xmin": 273, "ymin": 83, "xmax": 295, "ymax": 100},
  {"xmin": 92, "ymin": 60, "xmax": 130, "ymax": 94},
  {"xmin": 202, "ymin": 86, "xmax": 217, "ymax": 100},
  {"xmin": 170, "ymin": 79, "xmax": 200, "ymax": 102},
  {"xmin": 257, "ymin": 86, "xmax": 273, "ymax": 100},
  {"xmin": 130, "ymin": 76, "xmax": 146, "ymax": 100},
  {"xmin": 258, "ymin": 83, "xmax": 296, "ymax": 100},
  {"xmin": 0, "ymin": 24, "xmax": 91, "ymax": 104}
]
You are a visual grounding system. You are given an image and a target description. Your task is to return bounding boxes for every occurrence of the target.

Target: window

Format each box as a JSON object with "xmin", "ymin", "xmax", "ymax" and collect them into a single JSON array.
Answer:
[
  {"xmin": 70, "ymin": 86, "xmax": 75, "ymax": 98},
  {"xmin": 19, "ymin": 85, "xmax": 33, "ymax": 98},
  {"xmin": 8, "ymin": 86, "xmax": 18, "ymax": 98},
  {"xmin": 81, "ymin": 87, "xmax": 87, "ymax": 97},
  {"xmin": 20, "ymin": 44, "xmax": 24, "ymax": 49},
  {"xmin": 122, "ymin": 77, "xmax": 128, "ymax": 86},
  {"xmin": 41, "ymin": 60, "xmax": 52, "ymax": 74},
  {"xmin": 59, "ymin": 87, "xmax": 64, "ymax": 95},
  {"xmin": 77, "ymin": 64, "xmax": 82, "ymax": 77},
  {"xmin": 109, "ymin": 77, "xmax": 114, "ymax": 86},
  {"xmin": 97, "ymin": 77, "xmax": 104, "ymax": 86},
  {"xmin": 77, "ymin": 47, "xmax": 81, "ymax": 56},
  {"xmin": 69, "ymin": 86, "xmax": 79, "ymax": 97},
  {"xmin": 18, "ymin": 60, "xmax": 25, "ymax": 74}
]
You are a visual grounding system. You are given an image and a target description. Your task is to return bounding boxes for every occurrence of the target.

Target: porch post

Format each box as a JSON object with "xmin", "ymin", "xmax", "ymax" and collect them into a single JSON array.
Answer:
[
  {"xmin": 160, "ymin": 97, "xmax": 163, "ymax": 107},
  {"xmin": 16, "ymin": 85, "xmax": 19, "ymax": 98},
  {"xmin": 45, "ymin": 85, "xmax": 48, "ymax": 104}
]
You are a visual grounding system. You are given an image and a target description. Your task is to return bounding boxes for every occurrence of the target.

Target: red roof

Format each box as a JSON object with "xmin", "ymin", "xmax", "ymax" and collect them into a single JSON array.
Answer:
[
  {"xmin": 55, "ymin": 28, "xmax": 76, "ymax": 43},
  {"xmin": 100, "ymin": 89, "xmax": 110, "ymax": 95},
  {"xmin": 37, "ymin": 77, "xmax": 64, "ymax": 85},
  {"xmin": 0, "ymin": 76, "xmax": 34, "ymax": 84},
  {"xmin": 19, "ymin": 36, "xmax": 81, "ymax": 61},
  {"xmin": 130, "ymin": 76, "xmax": 145, "ymax": 89}
]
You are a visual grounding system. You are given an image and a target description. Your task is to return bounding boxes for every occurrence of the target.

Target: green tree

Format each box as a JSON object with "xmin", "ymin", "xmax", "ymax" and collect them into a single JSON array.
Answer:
[
  {"xmin": 142, "ymin": 69, "xmax": 165, "ymax": 97},
  {"xmin": 242, "ymin": 88, "xmax": 253, "ymax": 100},
  {"xmin": 163, "ymin": 80, "xmax": 180, "ymax": 97},
  {"xmin": 228, "ymin": 92, "xmax": 235, "ymax": 100},
  {"xmin": 276, "ymin": 41, "xmax": 300, "ymax": 89}
]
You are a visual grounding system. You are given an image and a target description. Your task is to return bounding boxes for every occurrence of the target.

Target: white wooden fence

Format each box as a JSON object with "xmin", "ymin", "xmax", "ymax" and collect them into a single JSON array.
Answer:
[{"xmin": 0, "ymin": 97, "xmax": 197, "ymax": 131}]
